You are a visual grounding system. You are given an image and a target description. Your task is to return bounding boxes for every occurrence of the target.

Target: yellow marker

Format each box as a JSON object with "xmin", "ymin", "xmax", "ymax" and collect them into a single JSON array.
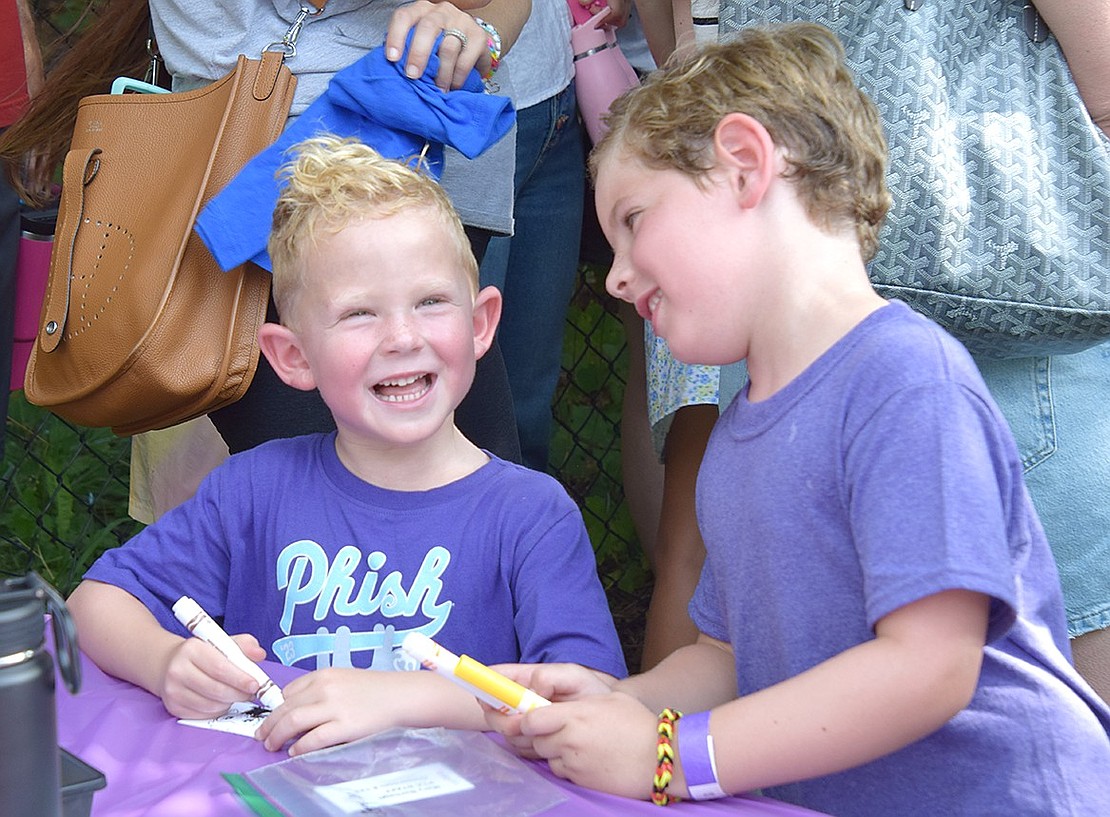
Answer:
[{"xmin": 401, "ymin": 632, "xmax": 551, "ymax": 714}]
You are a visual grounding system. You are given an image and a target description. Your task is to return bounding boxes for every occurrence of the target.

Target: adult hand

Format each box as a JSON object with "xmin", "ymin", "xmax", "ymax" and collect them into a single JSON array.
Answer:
[
  {"xmin": 522, "ymin": 691, "xmax": 659, "ymax": 799},
  {"xmin": 157, "ymin": 633, "xmax": 266, "ymax": 719},
  {"xmin": 575, "ymin": 0, "xmax": 630, "ymax": 28},
  {"xmin": 385, "ymin": 0, "xmax": 491, "ymax": 91}
]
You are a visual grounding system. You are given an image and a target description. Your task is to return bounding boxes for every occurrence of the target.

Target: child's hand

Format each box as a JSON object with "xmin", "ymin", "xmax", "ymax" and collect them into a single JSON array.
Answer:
[
  {"xmin": 158, "ymin": 633, "xmax": 267, "ymax": 719},
  {"xmin": 493, "ymin": 662, "xmax": 618, "ymax": 701},
  {"xmin": 256, "ymin": 668, "xmax": 387, "ymax": 755},
  {"xmin": 254, "ymin": 668, "xmax": 485, "ymax": 756},
  {"xmin": 520, "ymin": 691, "xmax": 660, "ymax": 799},
  {"xmin": 483, "ymin": 663, "xmax": 618, "ymax": 756}
]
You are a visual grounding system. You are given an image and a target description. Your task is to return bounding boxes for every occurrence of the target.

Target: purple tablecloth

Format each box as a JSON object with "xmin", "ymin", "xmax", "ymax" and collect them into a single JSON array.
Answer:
[{"xmin": 55, "ymin": 653, "xmax": 826, "ymax": 816}]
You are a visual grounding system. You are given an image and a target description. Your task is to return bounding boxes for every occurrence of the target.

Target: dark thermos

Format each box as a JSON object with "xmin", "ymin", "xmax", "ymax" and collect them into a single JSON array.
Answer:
[{"xmin": 0, "ymin": 572, "xmax": 81, "ymax": 817}]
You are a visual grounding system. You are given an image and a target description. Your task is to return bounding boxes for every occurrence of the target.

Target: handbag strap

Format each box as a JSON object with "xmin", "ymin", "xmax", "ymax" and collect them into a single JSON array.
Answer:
[
  {"xmin": 40, "ymin": 147, "xmax": 100, "ymax": 353},
  {"xmin": 253, "ymin": 49, "xmax": 289, "ymax": 101}
]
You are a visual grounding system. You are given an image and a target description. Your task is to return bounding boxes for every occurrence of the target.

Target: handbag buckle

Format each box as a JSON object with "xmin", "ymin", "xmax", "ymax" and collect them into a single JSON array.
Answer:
[{"xmin": 266, "ymin": 2, "xmax": 327, "ymax": 59}]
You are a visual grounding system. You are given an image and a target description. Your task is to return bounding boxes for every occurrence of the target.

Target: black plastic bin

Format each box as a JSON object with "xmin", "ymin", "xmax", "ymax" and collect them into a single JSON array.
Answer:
[{"xmin": 61, "ymin": 748, "xmax": 106, "ymax": 817}]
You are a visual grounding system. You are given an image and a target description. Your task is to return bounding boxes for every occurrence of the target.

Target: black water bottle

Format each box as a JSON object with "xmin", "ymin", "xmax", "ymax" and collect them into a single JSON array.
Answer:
[{"xmin": 0, "ymin": 572, "xmax": 81, "ymax": 817}]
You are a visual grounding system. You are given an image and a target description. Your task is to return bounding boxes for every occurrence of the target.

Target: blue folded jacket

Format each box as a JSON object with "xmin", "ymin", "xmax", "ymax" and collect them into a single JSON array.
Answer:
[{"xmin": 195, "ymin": 35, "xmax": 515, "ymax": 272}]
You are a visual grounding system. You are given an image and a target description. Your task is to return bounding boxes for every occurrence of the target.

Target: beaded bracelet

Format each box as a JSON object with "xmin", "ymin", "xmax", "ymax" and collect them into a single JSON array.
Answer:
[
  {"xmin": 652, "ymin": 708, "xmax": 683, "ymax": 806},
  {"xmin": 471, "ymin": 16, "xmax": 502, "ymax": 80}
]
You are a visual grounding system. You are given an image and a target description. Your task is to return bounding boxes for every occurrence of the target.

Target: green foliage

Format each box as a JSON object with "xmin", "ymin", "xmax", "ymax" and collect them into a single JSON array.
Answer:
[
  {"xmin": 1, "ymin": 392, "xmax": 140, "ymax": 595},
  {"xmin": 551, "ymin": 265, "xmax": 650, "ymax": 597},
  {"xmin": 34, "ymin": 0, "xmax": 102, "ymax": 44}
]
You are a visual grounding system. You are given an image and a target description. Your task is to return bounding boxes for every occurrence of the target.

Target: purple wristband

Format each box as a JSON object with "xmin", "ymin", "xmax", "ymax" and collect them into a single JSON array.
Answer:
[{"xmin": 677, "ymin": 710, "xmax": 728, "ymax": 800}]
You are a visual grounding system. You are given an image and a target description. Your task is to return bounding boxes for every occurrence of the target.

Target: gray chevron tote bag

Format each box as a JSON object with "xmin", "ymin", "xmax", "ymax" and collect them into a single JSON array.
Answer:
[{"xmin": 720, "ymin": 0, "xmax": 1110, "ymax": 358}]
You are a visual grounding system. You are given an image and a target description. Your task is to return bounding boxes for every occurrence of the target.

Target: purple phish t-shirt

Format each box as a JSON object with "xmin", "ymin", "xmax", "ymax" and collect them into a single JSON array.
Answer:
[
  {"xmin": 691, "ymin": 302, "xmax": 1110, "ymax": 816},
  {"xmin": 87, "ymin": 434, "xmax": 626, "ymax": 677}
]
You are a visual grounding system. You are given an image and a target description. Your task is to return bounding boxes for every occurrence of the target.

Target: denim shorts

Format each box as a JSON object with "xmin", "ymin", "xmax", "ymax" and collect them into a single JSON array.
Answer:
[{"xmin": 975, "ymin": 344, "xmax": 1110, "ymax": 638}]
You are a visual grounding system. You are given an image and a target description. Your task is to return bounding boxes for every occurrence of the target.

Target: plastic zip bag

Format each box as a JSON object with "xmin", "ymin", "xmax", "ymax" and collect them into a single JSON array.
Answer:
[{"xmin": 235, "ymin": 727, "xmax": 566, "ymax": 817}]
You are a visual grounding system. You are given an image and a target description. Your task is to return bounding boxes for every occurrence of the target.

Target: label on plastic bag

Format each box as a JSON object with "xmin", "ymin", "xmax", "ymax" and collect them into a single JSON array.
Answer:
[{"xmin": 315, "ymin": 762, "xmax": 475, "ymax": 812}]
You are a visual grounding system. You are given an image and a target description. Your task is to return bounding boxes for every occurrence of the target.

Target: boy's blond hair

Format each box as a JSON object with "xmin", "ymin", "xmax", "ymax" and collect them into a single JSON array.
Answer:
[
  {"xmin": 268, "ymin": 135, "xmax": 478, "ymax": 323},
  {"xmin": 592, "ymin": 23, "xmax": 890, "ymax": 260}
]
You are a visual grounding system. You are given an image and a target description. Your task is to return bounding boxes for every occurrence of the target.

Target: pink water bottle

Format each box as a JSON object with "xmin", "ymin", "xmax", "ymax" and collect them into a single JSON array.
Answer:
[
  {"xmin": 569, "ymin": 5, "xmax": 640, "ymax": 144},
  {"xmin": 11, "ymin": 209, "xmax": 56, "ymax": 391}
]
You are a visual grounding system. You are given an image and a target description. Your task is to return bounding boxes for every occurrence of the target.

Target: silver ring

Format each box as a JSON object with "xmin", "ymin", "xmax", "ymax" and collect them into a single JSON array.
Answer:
[{"xmin": 443, "ymin": 27, "xmax": 469, "ymax": 48}]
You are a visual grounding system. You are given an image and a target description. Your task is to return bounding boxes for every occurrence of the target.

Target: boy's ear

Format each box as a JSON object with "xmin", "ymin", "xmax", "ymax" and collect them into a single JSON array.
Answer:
[
  {"xmin": 258, "ymin": 322, "xmax": 317, "ymax": 392},
  {"xmin": 713, "ymin": 112, "xmax": 778, "ymax": 209},
  {"xmin": 471, "ymin": 285, "xmax": 502, "ymax": 360}
]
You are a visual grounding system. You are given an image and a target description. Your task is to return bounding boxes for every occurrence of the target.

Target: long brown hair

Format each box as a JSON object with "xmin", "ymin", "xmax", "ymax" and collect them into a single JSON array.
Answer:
[{"xmin": 0, "ymin": 0, "xmax": 154, "ymax": 206}]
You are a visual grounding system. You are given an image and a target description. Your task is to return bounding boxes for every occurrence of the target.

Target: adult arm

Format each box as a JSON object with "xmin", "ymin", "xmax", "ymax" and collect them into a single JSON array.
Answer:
[
  {"xmin": 15, "ymin": 0, "xmax": 42, "ymax": 99},
  {"xmin": 633, "ymin": 0, "xmax": 683, "ymax": 64},
  {"xmin": 1036, "ymin": 0, "xmax": 1110, "ymax": 136},
  {"xmin": 639, "ymin": 404, "xmax": 714, "ymax": 669}
]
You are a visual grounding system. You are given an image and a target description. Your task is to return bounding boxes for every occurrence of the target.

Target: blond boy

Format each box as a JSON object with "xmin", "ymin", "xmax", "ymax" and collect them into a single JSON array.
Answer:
[{"xmin": 69, "ymin": 136, "xmax": 626, "ymax": 757}]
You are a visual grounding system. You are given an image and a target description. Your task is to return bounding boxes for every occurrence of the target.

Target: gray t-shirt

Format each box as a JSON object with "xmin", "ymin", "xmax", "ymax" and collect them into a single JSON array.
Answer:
[{"xmin": 150, "ymin": 0, "xmax": 514, "ymax": 234}]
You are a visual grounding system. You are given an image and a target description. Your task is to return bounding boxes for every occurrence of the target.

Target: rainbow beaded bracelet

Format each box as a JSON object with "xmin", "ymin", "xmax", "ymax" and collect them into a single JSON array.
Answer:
[
  {"xmin": 471, "ymin": 16, "xmax": 502, "ymax": 81},
  {"xmin": 652, "ymin": 708, "xmax": 683, "ymax": 805}
]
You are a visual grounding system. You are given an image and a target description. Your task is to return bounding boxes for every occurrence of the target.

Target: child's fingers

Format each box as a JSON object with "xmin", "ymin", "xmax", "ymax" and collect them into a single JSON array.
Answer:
[
  {"xmin": 254, "ymin": 697, "xmax": 324, "ymax": 752},
  {"xmin": 160, "ymin": 661, "xmax": 250, "ymax": 720},
  {"xmin": 167, "ymin": 638, "xmax": 261, "ymax": 702},
  {"xmin": 193, "ymin": 641, "xmax": 262, "ymax": 694},
  {"xmin": 164, "ymin": 688, "xmax": 241, "ymax": 720},
  {"xmin": 482, "ymin": 705, "xmax": 526, "ymax": 739},
  {"xmin": 287, "ymin": 720, "xmax": 351, "ymax": 757},
  {"xmin": 490, "ymin": 662, "xmax": 614, "ymax": 702},
  {"xmin": 487, "ymin": 662, "xmax": 538, "ymax": 686},
  {"xmin": 230, "ymin": 632, "xmax": 266, "ymax": 661},
  {"xmin": 517, "ymin": 699, "xmax": 568, "ymax": 738},
  {"xmin": 501, "ymin": 731, "xmax": 544, "ymax": 759}
]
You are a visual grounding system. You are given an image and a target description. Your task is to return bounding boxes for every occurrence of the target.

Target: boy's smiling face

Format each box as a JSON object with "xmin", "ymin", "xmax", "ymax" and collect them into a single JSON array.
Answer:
[
  {"xmin": 597, "ymin": 149, "xmax": 758, "ymax": 367},
  {"xmin": 285, "ymin": 207, "xmax": 495, "ymax": 450}
]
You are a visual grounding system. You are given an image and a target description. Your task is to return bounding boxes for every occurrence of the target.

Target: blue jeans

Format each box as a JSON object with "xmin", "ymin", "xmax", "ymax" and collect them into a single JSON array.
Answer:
[
  {"xmin": 480, "ymin": 83, "xmax": 585, "ymax": 471},
  {"xmin": 975, "ymin": 344, "xmax": 1110, "ymax": 637}
]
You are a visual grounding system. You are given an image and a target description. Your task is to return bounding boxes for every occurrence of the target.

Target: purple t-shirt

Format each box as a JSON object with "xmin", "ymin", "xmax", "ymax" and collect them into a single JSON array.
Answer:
[
  {"xmin": 691, "ymin": 302, "xmax": 1110, "ymax": 815},
  {"xmin": 87, "ymin": 434, "xmax": 627, "ymax": 677}
]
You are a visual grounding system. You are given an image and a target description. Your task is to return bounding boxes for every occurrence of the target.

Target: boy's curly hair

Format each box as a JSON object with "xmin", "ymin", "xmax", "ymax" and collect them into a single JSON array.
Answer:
[
  {"xmin": 591, "ymin": 22, "xmax": 890, "ymax": 261},
  {"xmin": 268, "ymin": 135, "xmax": 477, "ymax": 323}
]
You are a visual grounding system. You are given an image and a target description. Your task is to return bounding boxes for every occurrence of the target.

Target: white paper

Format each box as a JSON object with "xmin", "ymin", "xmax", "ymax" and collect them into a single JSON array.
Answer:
[
  {"xmin": 315, "ymin": 762, "xmax": 475, "ymax": 812},
  {"xmin": 177, "ymin": 701, "xmax": 272, "ymax": 737}
]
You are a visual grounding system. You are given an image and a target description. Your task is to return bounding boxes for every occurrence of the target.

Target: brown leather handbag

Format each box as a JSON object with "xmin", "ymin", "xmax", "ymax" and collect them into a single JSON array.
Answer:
[{"xmin": 23, "ymin": 50, "xmax": 295, "ymax": 436}]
